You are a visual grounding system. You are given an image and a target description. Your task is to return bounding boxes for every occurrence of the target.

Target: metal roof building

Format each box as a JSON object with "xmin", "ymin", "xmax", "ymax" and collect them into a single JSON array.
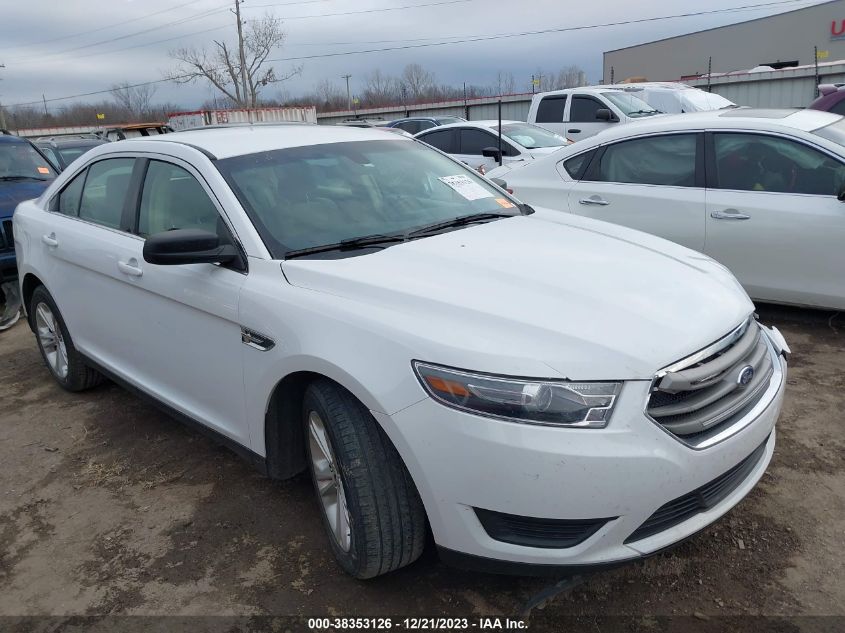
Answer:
[{"xmin": 603, "ymin": 0, "xmax": 845, "ymax": 84}]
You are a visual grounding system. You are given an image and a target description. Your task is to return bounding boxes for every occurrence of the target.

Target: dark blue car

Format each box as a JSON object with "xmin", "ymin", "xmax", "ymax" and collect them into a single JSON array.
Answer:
[{"xmin": 0, "ymin": 133, "xmax": 57, "ymax": 285}]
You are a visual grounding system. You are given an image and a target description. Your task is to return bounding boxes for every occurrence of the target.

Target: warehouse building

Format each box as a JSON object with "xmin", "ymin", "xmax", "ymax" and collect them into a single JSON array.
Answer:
[{"xmin": 603, "ymin": 0, "xmax": 845, "ymax": 83}]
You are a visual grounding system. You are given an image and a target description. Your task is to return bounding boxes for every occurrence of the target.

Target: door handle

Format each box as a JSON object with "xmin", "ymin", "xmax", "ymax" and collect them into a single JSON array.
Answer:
[
  {"xmin": 567, "ymin": 129, "xmax": 582, "ymax": 134},
  {"xmin": 117, "ymin": 259, "xmax": 143, "ymax": 277},
  {"xmin": 579, "ymin": 196, "xmax": 610, "ymax": 206},
  {"xmin": 711, "ymin": 209, "xmax": 750, "ymax": 220},
  {"xmin": 41, "ymin": 233, "xmax": 58, "ymax": 247}
]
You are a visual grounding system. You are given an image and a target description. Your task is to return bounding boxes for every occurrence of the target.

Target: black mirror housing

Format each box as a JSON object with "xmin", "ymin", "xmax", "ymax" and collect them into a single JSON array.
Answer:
[
  {"xmin": 482, "ymin": 146, "xmax": 503, "ymax": 160},
  {"xmin": 143, "ymin": 229, "xmax": 238, "ymax": 266},
  {"xmin": 596, "ymin": 108, "xmax": 614, "ymax": 121}
]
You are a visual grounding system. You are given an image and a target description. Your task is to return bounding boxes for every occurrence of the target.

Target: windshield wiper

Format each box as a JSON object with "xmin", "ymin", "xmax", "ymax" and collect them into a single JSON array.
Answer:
[
  {"xmin": 284, "ymin": 232, "xmax": 407, "ymax": 260},
  {"xmin": 629, "ymin": 109, "xmax": 660, "ymax": 115},
  {"xmin": 406, "ymin": 212, "xmax": 517, "ymax": 238},
  {"xmin": 0, "ymin": 175, "xmax": 50, "ymax": 182}
]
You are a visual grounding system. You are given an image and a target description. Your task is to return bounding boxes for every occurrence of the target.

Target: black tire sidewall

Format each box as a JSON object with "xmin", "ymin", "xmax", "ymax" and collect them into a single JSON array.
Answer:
[{"xmin": 303, "ymin": 385, "xmax": 366, "ymax": 577}]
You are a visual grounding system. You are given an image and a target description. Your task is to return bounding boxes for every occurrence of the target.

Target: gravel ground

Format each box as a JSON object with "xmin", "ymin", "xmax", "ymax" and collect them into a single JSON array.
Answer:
[{"xmin": 0, "ymin": 304, "xmax": 843, "ymax": 633}]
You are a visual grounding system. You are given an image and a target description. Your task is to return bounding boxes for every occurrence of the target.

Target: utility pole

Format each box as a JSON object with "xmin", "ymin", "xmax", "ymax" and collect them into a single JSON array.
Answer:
[
  {"xmin": 42, "ymin": 94, "xmax": 48, "ymax": 116},
  {"xmin": 233, "ymin": 0, "xmax": 250, "ymax": 110},
  {"xmin": 341, "ymin": 74, "xmax": 352, "ymax": 111}
]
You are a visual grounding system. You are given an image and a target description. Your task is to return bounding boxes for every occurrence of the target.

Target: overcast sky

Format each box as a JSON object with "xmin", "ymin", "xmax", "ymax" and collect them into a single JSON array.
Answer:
[{"xmin": 0, "ymin": 0, "xmax": 830, "ymax": 111}]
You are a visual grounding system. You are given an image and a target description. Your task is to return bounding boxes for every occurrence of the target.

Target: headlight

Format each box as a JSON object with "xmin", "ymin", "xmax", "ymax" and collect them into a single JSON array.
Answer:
[{"xmin": 413, "ymin": 361, "xmax": 621, "ymax": 428}]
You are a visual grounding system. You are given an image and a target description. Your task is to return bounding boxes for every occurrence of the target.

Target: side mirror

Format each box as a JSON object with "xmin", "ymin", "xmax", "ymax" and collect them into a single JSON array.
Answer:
[
  {"xmin": 482, "ymin": 146, "xmax": 503, "ymax": 161},
  {"xmin": 143, "ymin": 228, "xmax": 238, "ymax": 266},
  {"xmin": 595, "ymin": 108, "xmax": 615, "ymax": 122}
]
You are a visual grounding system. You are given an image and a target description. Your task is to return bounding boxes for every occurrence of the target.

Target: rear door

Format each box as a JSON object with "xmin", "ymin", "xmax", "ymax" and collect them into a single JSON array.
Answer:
[
  {"xmin": 566, "ymin": 133, "xmax": 706, "ymax": 251},
  {"xmin": 532, "ymin": 94, "xmax": 568, "ymax": 135},
  {"xmin": 704, "ymin": 131, "xmax": 845, "ymax": 309},
  {"xmin": 565, "ymin": 95, "xmax": 616, "ymax": 141}
]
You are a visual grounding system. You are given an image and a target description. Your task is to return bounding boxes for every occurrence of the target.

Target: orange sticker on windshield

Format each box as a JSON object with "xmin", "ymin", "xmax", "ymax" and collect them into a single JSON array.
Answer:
[
  {"xmin": 37, "ymin": 167, "xmax": 50, "ymax": 174},
  {"xmin": 495, "ymin": 198, "xmax": 515, "ymax": 209}
]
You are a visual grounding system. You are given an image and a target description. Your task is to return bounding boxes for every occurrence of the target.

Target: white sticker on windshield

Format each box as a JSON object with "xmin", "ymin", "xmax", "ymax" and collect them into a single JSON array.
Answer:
[{"xmin": 438, "ymin": 175, "xmax": 493, "ymax": 201}]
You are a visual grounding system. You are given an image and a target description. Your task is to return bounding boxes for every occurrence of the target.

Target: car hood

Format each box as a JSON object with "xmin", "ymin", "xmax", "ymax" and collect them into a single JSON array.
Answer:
[
  {"xmin": 524, "ymin": 146, "xmax": 567, "ymax": 159},
  {"xmin": 282, "ymin": 209, "xmax": 753, "ymax": 380},
  {"xmin": 0, "ymin": 181, "xmax": 51, "ymax": 219}
]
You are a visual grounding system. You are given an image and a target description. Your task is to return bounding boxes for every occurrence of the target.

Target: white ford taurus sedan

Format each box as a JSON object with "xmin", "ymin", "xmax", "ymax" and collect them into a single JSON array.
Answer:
[
  {"xmin": 488, "ymin": 108, "xmax": 845, "ymax": 311},
  {"xmin": 14, "ymin": 125, "xmax": 788, "ymax": 578}
]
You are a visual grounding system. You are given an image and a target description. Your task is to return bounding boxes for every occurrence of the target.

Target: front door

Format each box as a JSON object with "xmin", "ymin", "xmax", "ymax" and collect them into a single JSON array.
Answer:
[
  {"xmin": 704, "ymin": 131, "xmax": 845, "ymax": 309},
  {"xmin": 564, "ymin": 96, "xmax": 616, "ymax": 141},
  {"xmin": 566, "ymin": 133, "xmax": 706, "ymax": 252}
]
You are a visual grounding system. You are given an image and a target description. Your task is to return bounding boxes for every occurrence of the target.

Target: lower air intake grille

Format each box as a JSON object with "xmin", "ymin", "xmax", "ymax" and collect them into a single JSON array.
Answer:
[
  {"xmin": 624, "ymin": 437, "xmax": 768, "ymax": 544},
  {"xmin": 474, "ymin": 508, "xmax": 614, "ymax": 549}
]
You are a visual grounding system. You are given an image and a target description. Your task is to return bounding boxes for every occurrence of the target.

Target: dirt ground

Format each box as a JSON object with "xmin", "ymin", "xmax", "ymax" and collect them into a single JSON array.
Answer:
[{"xmin": 1, "ymin": 304, "xmax": 844, "ymax": 633}]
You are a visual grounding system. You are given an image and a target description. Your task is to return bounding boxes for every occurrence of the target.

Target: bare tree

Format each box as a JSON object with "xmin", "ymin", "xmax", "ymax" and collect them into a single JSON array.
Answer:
[
  {"xmin": 110, "ymin": 82, "xmax": 157, "ymax": 118},
  {"xmin": 167, "ymin": 13, "xmax": 300, "ymax": 108},
  {"xmin": 401, "ymin": 64, "xmax": 435, "ymax": 101},
  {"xmin": 494, "ymin": 71, "xmax": 515, "ymax": 95},
  {"xmin": 363, "ymin": 70, "xmax": 399, "ymax": 106},
  {"xmin": 556, "ymin": 65, "xmax": 587, "ymax": 89}
]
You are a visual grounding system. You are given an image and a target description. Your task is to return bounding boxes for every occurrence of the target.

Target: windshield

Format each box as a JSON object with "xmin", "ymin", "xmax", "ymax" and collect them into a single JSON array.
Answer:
[
  {"xmin": 601, "ymin": 91, "xmax": 660, "ymax": 117},
  {"xmin": 435, "ymin": 117, "xmax": 465, "ymax": 124},
  {"xmin": 813, "ymin": 118, "xmax": 845, "ymax": 148},
  {"xmin": 216, "ymin": 139, "xmax": 520, "ymax": 258},
  {"xmin": 57, "ymin": 143, "xmax": 103, "ymax": 165},
  {"xmin": 0, "ymin": 141, "xmax": 58, "ymax": 180},
  {"xmin": 679, "ymin": 90, "xmax": 735, "ymax": 112},
  {"xmin": 500, "ymin": 123, "xmax": 569, "ymax": 149}
]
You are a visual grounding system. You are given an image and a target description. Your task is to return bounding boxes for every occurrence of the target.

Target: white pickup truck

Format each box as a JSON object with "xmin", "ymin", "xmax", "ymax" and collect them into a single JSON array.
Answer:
[{"xmin": 527, "ymin": 84, "xmax": 735, "ymax": 141}]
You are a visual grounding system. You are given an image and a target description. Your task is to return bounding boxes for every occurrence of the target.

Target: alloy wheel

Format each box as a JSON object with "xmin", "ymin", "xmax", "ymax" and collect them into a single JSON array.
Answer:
[
  {"xmin": 35, "ymin": 302, "xmax": 68, "ymax": 379},
  {"xmin": 308, "ymin": 410, "xmax": 352, "ymax": 551}
]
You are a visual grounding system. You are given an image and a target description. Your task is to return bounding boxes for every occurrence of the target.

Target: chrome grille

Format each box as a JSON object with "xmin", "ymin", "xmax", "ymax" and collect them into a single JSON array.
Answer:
[{"xmin": 647, "ymin": 318, "xmax": 774, "ymax": 445}]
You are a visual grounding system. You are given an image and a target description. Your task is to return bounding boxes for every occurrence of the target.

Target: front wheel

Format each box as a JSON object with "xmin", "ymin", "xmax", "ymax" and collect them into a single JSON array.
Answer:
[
  {"xmin": 303, "ymin": 379, "xmax": 426, "ymax": 579},
  {"xmin": 29, "ymin": 286, "xmax": 104, "ymax": 392}
]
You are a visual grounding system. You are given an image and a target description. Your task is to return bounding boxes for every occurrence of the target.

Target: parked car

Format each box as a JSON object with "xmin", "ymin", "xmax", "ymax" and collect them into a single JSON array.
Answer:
[
  {"xmin": 414, "ymin": 120, "xmax": 571, "ymax": 172},
  {"xmin": 35, "ymin": 137, "xmax": 109, "ymax": 171},
  {"xmin": 808, "ymin": 83, "xmax": 845, "ymax": 115},
  {"xmin": 14, "ymin": 125, "xmax": 787, "ymax": 579},
  {"xmin": 488, "ymin": 107, "xmax": 845, "ymax": 310},
  {"xmin": 0, "ymin": 133, "xmax": 57, "ymax": 328},
  {"xmin": 593, "ymin": 82, "xmax": 737, "ymax": 114},
  {"xmin": 385, "ymin": 116, "xmax": 466, "ymax": 135},
  {"xmin": 527, "ymin": 87, "xmax": 662, "ymax": 140},
  {"xmin": 96, "ymin": 123, "xmax": 173, "ymax": 141},
  {"xmin": 336, "ymin": 118, "xmax": 389, "ymax": 128}
]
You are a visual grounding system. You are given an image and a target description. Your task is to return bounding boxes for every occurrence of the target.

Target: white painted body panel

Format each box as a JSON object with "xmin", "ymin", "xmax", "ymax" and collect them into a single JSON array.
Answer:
[{"xmin": 13, "ymin": 125, "xmax": 786, "ymax": 568}]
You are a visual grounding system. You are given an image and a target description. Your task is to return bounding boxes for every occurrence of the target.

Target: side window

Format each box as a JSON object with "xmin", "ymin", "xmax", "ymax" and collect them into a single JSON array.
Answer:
[
  {"xmin": 591, "ymin": 135, "xmax": 697, "ymax": 187},
  {"xmin": 78, "ymin": 158, "xmax": 135, "ymax": 229},
  {"xmin": 418, "ymin": 129, "xmax": 456, "ymax": 153},
  {"xmin": 417, "ymin": 121, "xmax": 436, "ymax": 131},
  {"xmin": 561, "ymin": 149, "xmax": 597, "ymax": 180},
  {"xmin": 569, "ymin": 96, "xmax": 605, "ymax": 123},
  {"xmin": 459, "ymin": 129, "xmax": 519, "ymax": 157},
  {"xmin": 829, "ymin": 99, "xmax": 845, "ymax": 116},
  {"xmin": 396, "ymin": 121, "xmax": 421, "ymax": 134},
  {"xmin": 55, "ymin": 169, "xmax": 87, "ymax": 217},
  {"xmin": 138, "ymin": 161, "xmax": 223, "ymax": 238},
  {"xmin": 714, "ymin": 133, "xmax": 845, "ymax": 195},
  {"xmin": 536, "ymin": 95, "xmax": 568, "ymax": 123}
]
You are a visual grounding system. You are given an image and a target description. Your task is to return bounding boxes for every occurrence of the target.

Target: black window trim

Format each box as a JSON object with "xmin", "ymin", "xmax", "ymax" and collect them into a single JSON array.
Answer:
[
  {"xmin": 704, "ymin": 129, "xmax": 845, "ymax": 194},
  {"xmin": 457, "ymin": 127, "xmax": 519, "ymax": 157},
  {"xmin": 559, "ymin": 148, "xmax": 598, "ymax": 181},
  {"xmin": 536, "ymin": 94, "xmax": 569, "ymax": 124},
  {"xmin": 417, "ymin": 128, "xmax": 458, "ymax": 153},
  {"xmin": 582, "ymin": 131, "xmax": 705, "ymax": 188}
]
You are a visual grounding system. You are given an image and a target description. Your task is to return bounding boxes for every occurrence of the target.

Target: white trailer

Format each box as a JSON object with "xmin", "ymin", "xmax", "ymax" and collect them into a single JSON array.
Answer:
[{"xmin": 168, "ymin": 106, "xmax": 317, "ymax": 131}]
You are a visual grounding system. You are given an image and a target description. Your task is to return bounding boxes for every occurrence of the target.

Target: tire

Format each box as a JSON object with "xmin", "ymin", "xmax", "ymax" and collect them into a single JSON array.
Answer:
[
  {"xmin": 303, "ymin": 379, "xmax": 426, "ymax": 579},
  {"xmin": 29, "ymin": 285, "xmax": 104, "ymax": 392}
]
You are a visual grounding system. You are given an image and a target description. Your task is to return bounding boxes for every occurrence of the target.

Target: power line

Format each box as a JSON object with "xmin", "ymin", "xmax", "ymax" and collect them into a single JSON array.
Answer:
[
  {"xmin": 4, "ymin": 0, "xmax": 819, "ymax": 108},
  {"xmin": 244, "ymin": 0, "xmax": 471, "ymax": 20},
  {"xmin": 0, "ymin": 0, "xmax": 207, "ymax": 51}
]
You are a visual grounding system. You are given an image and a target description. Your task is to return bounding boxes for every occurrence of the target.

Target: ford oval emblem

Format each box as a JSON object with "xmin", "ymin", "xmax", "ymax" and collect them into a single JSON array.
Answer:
[{"xmin": 738, "ymin": 365, "xmax": 755, "ymax": 386}]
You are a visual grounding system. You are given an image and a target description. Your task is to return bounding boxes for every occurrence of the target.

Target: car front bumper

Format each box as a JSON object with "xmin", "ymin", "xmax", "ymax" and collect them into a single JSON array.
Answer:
[{"xmin": 373, "ymin": 345, "xmax": 786, "ymax": 573}]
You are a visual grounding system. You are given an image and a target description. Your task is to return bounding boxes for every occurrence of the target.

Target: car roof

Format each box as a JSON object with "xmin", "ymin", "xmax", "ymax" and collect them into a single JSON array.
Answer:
[
  {"xmin": 126, "ymin": 123, "xmax": 408, "ymax": 159},
  {"xmin": 418, "ymin": 120, "xmax": 525, "ymax": 132},
  {"xmin": 0, "ymin": 135, "xmax": 30, "ymax": 144},
  {"xmin": 579, "ymin": 108, "xmax": 842, "ymax": 143}
]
